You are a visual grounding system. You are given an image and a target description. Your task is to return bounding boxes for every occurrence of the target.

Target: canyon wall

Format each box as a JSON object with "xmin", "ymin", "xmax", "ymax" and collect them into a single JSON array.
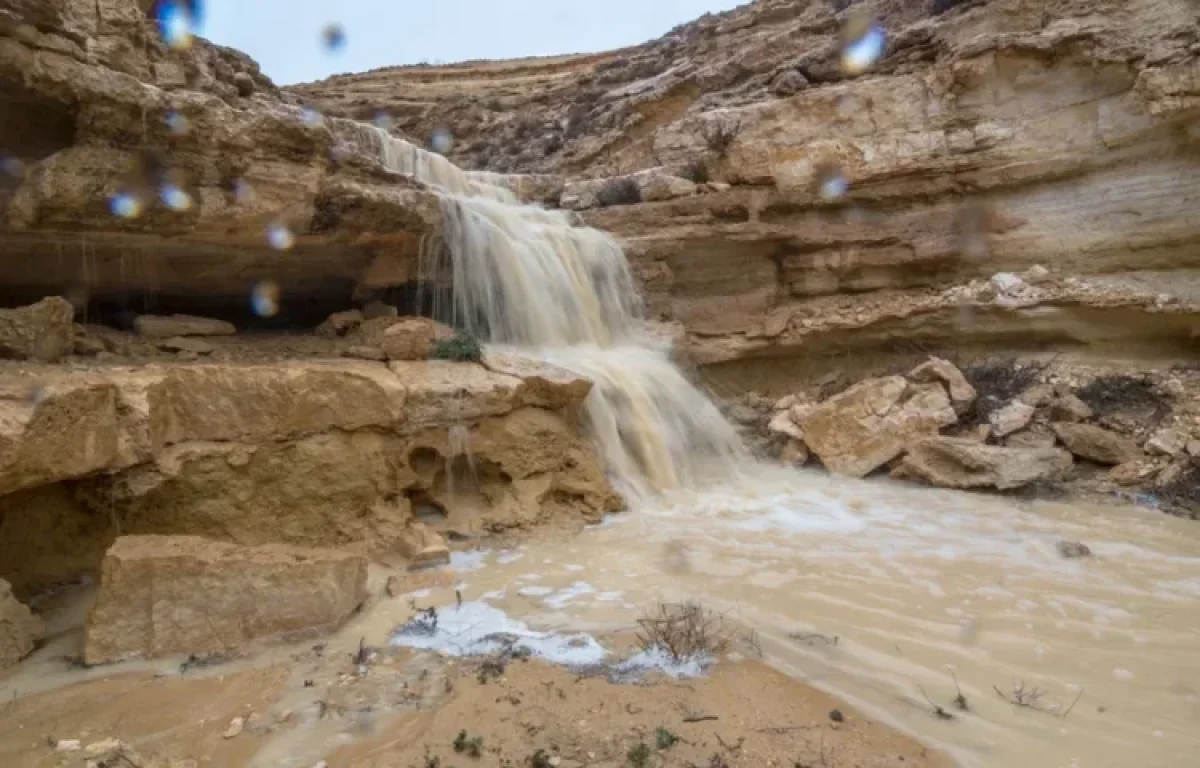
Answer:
[{"xmin": 294, "ymin": 0, "xmax": 1200, "ymax": 393}]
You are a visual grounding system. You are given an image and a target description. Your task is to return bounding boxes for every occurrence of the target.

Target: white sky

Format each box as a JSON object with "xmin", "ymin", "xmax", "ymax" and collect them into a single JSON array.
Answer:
[{"xmin": 198, "ymin": 0, "xmax": 747, "ymax": 85}]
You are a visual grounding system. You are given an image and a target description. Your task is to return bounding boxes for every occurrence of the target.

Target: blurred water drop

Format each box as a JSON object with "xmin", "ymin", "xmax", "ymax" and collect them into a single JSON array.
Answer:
[
  {"xmin": 251, "ymin": 281, "xmax": 281, "ymax": 317},
  {"xmin": 266, "ymin": 222, "xmax": 294, "ymax": 251},
  {"xmin": 65, "ymin": 284, "xmax": 90, "ymax": 311},
  {"xmin": 300, "ymin": 106, "xmax": 323, "ymax": 127},
  {"xmin": 956, "ymin": 204, "xmax": 990, "ymax": 261},
  {"xmin": 160, "ymin": 183, "xmax": 193, "ymax": 211},
  {"xmin": 816, "ymin": 164, "xmax": 848, "ymax": 200},
  {"xmin": 1, "ymin": 155, "xmax": 24, "ymax": 179},
  {"xmin": 233, "ymin": 178, "xmax": 255, "ymax": 204},
  {"xmin": 373, "ymin": 111, "xmax": 394, "ymax": 131},
  {"xmin": 430, "ymin": 128, "xmax": 454, "ymax": 155},
  {"xmin": 28, "ymin": 384, "xmax": 49, "ymax": 405},
  {"xmin": 840, "ymin": 16, "xmax": 885, "ymax": 74},
  {"xmin": 165, "ymin": 110, "xmax": 190, "ymax": 135},
  {"xmin": 321, "ymin": 23, "xmax": 347, "ymax": 53},
  {"xmin": 109, "ymin": 191, "xmax": 144, "ymax": 219},
  {"xmin": 154, "ymin": 0, "xmax": 202, "ymax": 51},
  {"xmin": 955, "ymin": 304, "xmax": 977, "ymax": 330}
]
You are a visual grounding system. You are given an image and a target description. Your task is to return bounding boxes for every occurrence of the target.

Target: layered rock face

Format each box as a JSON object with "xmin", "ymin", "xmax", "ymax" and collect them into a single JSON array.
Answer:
[
  {"xmin": 0, "ymin": 356, "xmax": 619, "ymax": 599},
  {"xmin": 295, "ymin": 0, "xmax": 1200, "ymax": 385}
]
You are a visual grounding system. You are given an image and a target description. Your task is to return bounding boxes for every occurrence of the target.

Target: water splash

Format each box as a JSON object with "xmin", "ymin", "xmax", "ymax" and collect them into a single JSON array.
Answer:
[{"xmin": 348, "ymin": 124, "xmax": 744, "ymax": 497}]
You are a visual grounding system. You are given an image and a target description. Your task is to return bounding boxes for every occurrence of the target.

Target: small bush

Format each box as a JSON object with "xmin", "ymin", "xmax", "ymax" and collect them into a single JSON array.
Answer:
[
  {"xmin": 1075, "ymin": 374, "xmax": 1172, "ymax": 425},
  {"xmin": 700, "ymin": 118, "xmax": 742, "ymax": 156},
  {"xmin": 636, "ymin": 601, "xmax": 733, "ymax": 663},
  {"xmin": 595, "ymin": 176, "xmax": 642, "ymax": 207},
  {"xmin": 681, "ymin": 157, "xmax": 709, "ymax": 184},
  {"xmin": 627, "ymin": 742, "xmax": 651, "ymax": 768},
  {"xmin": 655, "ymin": 727, "xmax": 678, "ymax": 750},
  {"xmin": 430, "ymin": 331, "xmax": 483, "ymax": 363},
  {"xmin": 454, "ymin": 730, "xmax": 484, "ymax": 758},
  {"xmin": 960, "ymin": 358, "xmax": 1045, "ymax": 427}
]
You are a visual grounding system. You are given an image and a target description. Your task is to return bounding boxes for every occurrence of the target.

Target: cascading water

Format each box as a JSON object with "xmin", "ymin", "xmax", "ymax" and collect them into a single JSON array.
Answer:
[{"xmin": 348, "ymin": 124, "xmax": 744, "ymax": 498}]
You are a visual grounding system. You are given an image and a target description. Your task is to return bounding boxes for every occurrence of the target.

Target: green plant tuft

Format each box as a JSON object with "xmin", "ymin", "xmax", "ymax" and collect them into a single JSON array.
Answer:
[{"xmin": 430, "ymin": 331, "xmax": 483, "ymax": 363}]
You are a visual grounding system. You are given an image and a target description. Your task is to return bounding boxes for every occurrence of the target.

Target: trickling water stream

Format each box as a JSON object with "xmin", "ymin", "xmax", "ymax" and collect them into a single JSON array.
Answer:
[{"xmin": 351, "ymin": 127, "xmax": 1200, "ymax": 767}]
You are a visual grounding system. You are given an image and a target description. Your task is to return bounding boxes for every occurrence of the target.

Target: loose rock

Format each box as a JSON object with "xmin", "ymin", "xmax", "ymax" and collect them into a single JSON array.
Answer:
[
  {"xmin": 1056, "ymin": 540, "xmax": 1091, "ymax": 558},
  {"xmin": 895, "ymin": 437, "xmax": 1073, "ymax": 491},
  {"xmin": 989, "ymin": 401, "xmax": 1035, "ymax": 438},
  {"xmin": 0, "ymin": 296, "xmax": 75, "ymax": 362},
  {"xmin": 0, "ymin": 577, "xmax": 42, "ymax": 669},
  {"xmin": 908, "ymin": 357, "xmax": 976, "ymax": 415},
  {"xmin": 1052, "ymin": 422, "xmax": 1143, "ymax": 465},
  {"xmin": 134, "ymin": 314, "xmax": 236, "ymax": 339}
]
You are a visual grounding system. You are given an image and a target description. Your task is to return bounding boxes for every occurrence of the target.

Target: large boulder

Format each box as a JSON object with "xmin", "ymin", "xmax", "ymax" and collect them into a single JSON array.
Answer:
[
  {"xmin": 1052, "ymin": 422, "xmax": 1143, "ymax": 465},
  {"xmin": 1, "ymin": 577, "xmax": 43, "ymax": 669},
  {"xmin": 895, "ymin": 437, "xmax": 1073, "ymax": 490},
  {"xmin": 799, "ymin": 376, "xmax": 957, "ymax": 477},
  {"xmin": 84, "ymin": 536, "xmax": 368, "ymax": 664},
  {"xmin": 0, "ymin": 297, "xmax": 75, "ymax": 362}
]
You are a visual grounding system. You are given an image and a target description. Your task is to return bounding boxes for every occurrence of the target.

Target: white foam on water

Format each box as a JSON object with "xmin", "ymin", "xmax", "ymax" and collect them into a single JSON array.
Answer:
[
  {"xmin": 450, "ymin": 550, "xmax": 490, "ymax": 572},
  {"xmin": 614, "ymin": 647, "xmax": 712, "ymax": 680},
  {"xmin": 543, "ymin": 581, "xmax": 596, "ymax": 609},
  {"xmin": 391, "ymin": 601, "xmax": 607, "ymax": 666},
  {"xmin": 497, "ymin": 551, "xmax": 526, "ymax": 565},
  {"xmin": 517, "ymin": 586, "xmax": 554, "ymax": 597}
]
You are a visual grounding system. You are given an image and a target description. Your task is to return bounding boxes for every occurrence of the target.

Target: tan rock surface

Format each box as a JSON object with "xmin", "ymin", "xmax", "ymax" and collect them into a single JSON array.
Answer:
[
  {"xmin": 481, "ymin": 351, "xmax": 594, "ymax": 409},
  {"xmin": 908, "ymin": 357, "xmax": 976, "ymax": 415},
  {"xmin": 84, "ymin": 535, "xmax": 368, "ymax": 664},
  {"xmin": 989, "ymin": 401, "xmax": 1036, "ymax": 438},
  {"xmin": 0, "ymin": 577, "xmax": 42, "ymax": 669},
  {"xmin": 896, "ymin": 437, "xmax": 1073, "ymax": 491},
  {"xmin": 1052, "ymin": 422, "xmax": 1144, "ymax": 465},
  {"xmin": 799, "ymin": 376, "xmax": 956, "ymax": 477},
  {"xmin": 0, "ymin": 298, "xmax": 75, "ymax": 363}
]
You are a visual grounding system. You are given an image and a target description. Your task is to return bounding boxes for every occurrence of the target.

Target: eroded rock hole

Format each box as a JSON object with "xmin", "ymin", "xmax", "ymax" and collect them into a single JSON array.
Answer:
[
  {"xmin": 406, "ymin": 490, "xmax": 448, "ymax": 523},
  {"xmin": 408, "ymin": 446, "xmax": 442, "ymax": 477}
]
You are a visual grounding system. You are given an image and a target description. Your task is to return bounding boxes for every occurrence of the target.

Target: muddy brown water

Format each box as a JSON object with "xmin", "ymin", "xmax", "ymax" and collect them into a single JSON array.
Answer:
[{"xmin": 419, "ymin": 463, "xmax": 1200, "ymax": 768}]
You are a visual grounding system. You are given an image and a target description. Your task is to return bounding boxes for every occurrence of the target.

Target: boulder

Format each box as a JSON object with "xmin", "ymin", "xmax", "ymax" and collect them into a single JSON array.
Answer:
[
  {"xmin": 895, "ymin": 437, "xmax": 1073, "ymax": 490},
  {"xmin": 84, "ymin": 536, "xmax": 368, "ymax": 664},
  {"xmin": 134, "ymin": 314, "xmax": 236, "ymax": 339},
  {"xmin": 632, "ymin": 168, "xmax": 698, "ymax": 203},
  {"xmin": 1052, "ymin": 422, "xmax": 1143, "ymax": 465},
  {"xmin": 1005, "ymin": 425, "xmax": 1056, "ymax": 449},
  {"xmin": 1145, "ymin": 427, "xmax": 1188, "ymax": 457},
  {"xmin": 989, "ymin": 401, "xmax": 1035, "ymax": 437},
  {"xmin": 908, "ymin": 357, "xmax": 976, "ymax": 415},
  {"xmin": 767, "ymin": 409, "xmax": 805, "ymax": 441},
  {"xmin": 390, "ymin": 361, "xmax": 524, "ymax": 425},
  {"xmin": 1, "ymin": 577, "xmax": 42, "ymax": 669},
  {"xmin": 799, "ymin": 376, "xmax": 957, "ymax": 477},
  {"xmin": 0, "ymin": 297, "xmax": 75, "ymax": 362},
  {"xmin": 316, "ymin": 309, "xmax": 365, "ymax": 337},
  {"xmin": 780, "ymin": 440, "xmax": 809, "ymax": 466},
  {"xmin": 481, "ymin": 351, "xmax": 594, "ymax": 409},
  {"xmin": 352, "ymin": 316, "xmax": 453, "ymax": 361},
  {"xmin": 397, "ymin": 522, "xmax": 450, "ymax": 567},
  {"xmin": 1056, "ymin": 540, "xmax": 1091, "ymax": 558},
  {"xmin": 1047, "ymin": 393, "xmax": 1092, "ymax": 422},
  {"xmin": 770, "ymin": 69, "xmax": 809, "ymax": 96}
]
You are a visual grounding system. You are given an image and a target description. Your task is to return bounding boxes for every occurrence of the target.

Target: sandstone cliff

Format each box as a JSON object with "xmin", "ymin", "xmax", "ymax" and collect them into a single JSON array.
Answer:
[{"xmin": 294, "ymin": 0, "xmax": 1200, "ymax": 389}]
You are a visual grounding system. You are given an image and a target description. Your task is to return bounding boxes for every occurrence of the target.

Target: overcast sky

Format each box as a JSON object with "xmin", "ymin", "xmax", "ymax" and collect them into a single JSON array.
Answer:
[{"xmin": 198, "ymin": 0, "xmax": 746, "ymax": 86}]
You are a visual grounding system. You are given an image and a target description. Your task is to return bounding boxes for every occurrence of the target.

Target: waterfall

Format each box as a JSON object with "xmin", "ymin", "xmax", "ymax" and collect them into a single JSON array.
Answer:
[{"xmin": 347, "ymin": 124, "xmax": 744, "ymax": 499}]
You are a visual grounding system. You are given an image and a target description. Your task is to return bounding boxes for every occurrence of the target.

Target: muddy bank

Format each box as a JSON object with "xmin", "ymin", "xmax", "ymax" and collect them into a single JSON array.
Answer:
[{"xmin": 0, "ymin": 572, "xmax": 948, "ymax": 768}]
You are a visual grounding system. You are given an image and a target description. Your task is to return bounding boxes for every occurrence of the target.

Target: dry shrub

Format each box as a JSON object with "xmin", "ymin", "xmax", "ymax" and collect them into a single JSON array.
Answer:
[
  {"xmin": 1158, "ymin": 465, "xmax": 1200, "ymax": 520},
  {"xmin": 595, "ymin": 176, "xmax": 641, "ymax": 207},
  {"xmin": 1075, "ymin": 374, "xmax": 1172, "ymax": 426},
  {"xmin": 635, "ymin": 601, "xmax": 735, "ymax": 662},
  {"xmin": 960, "ymin": 358, "xmax": 1045, "ymax": 427}
]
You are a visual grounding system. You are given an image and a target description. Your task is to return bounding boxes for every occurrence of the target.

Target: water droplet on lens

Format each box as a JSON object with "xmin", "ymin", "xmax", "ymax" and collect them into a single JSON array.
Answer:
[
  {"xmin": 841, "ymin": 17, "xmax": 885, "ymax": 74},
  {"xmin": 233, "ymin": 178, "xmax": 254, "ymax": 204},
  {"xmin": 321, "ymin": 23, "xmax": 346, "ymax": 52},
  {"xmin": 160, "ymin": 184, "xmax": 192, "ymax": 211},
  {"xmin": 266, "ymin": 222, "xmax": 294, "ymax": 250},
  {"xmin": 956, "ymin": 204, "xmax": 990, "ymax": 261},
  {"xmin": 300, "ymin": 106, "xmax": 323, "ymax": 127},
  {"xmin": 109, "ymin": 191, "xmax": 144, "ymax": 219},
  {"xmin": 1, "ymin": 155, "xmax": 24, "ymax": 178},
  {"xmin": 251, "ymin": 281, "xmax": 280, "ymax": 317},
  {"xmin": 816, "ymin": 164, "xmax": 848, "ymax": 201},
  {"xmin": 155, "ymin": 0, "xmax": 201, "ymax": 51},
  {"xmin": 430, "ymin": 128, "xmax": 454, "ymax": 155},
  {"xmin": 373, "ymin": 111, "xmax": 394, "ymax": 131},
  {"xmin": 65, "ymin": 284, "xmax": 90, "ymax": 310},
  {"xmin": 165, "ymin": 110, "xmax": 190, "ymax": 135},
  {"xmin": 28, "ymin": 384, "xmax": 49, "ymax": 405}
]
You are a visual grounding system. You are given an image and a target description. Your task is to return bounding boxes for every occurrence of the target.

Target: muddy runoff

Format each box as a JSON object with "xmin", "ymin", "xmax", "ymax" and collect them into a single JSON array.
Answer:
[{"xmin": 400, "ymin": 463, "xmax": 1200, "ymax": 768}]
